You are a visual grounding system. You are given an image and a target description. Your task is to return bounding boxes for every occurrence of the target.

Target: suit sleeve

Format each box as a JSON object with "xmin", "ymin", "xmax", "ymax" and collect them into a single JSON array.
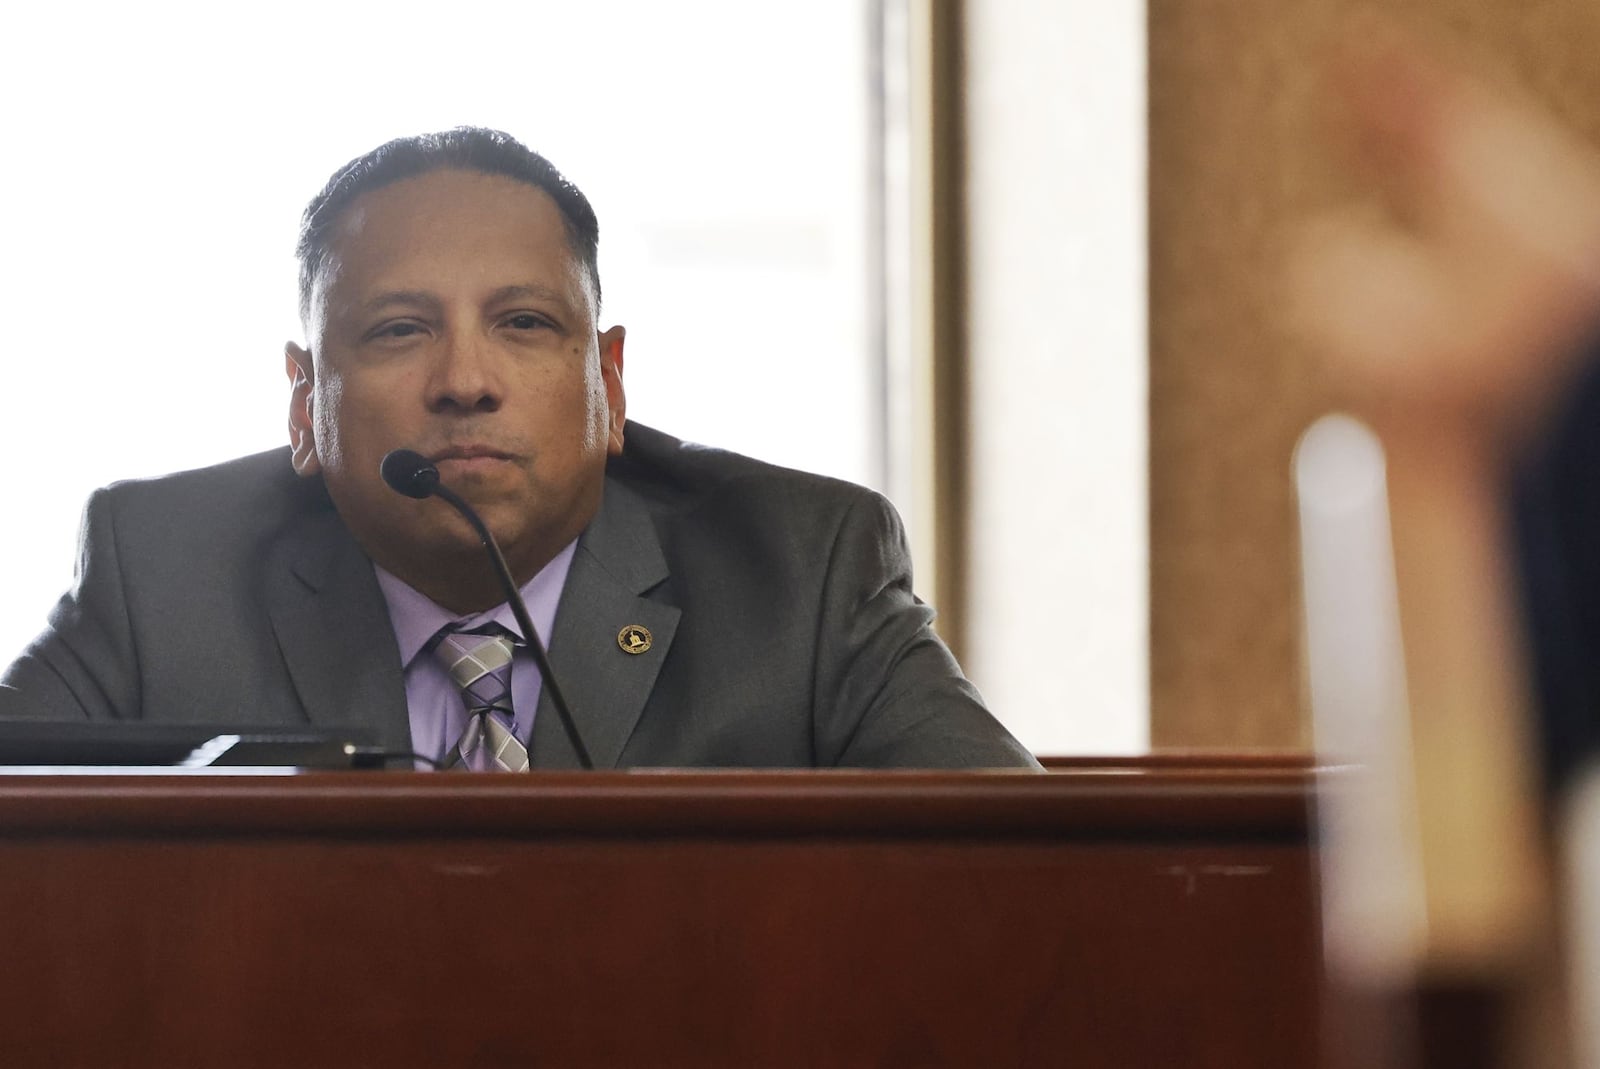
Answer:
[
  {"xmin": 1513, "ymin": 347, "xmax": 1600, "ymax": 795},
  {"xmin": 811, "ymin": 491, "xmax": 1041, "ymax": 769},
  {"xmin": 0, "ymin": 488, "xmax": 142, "ymax": 720}
]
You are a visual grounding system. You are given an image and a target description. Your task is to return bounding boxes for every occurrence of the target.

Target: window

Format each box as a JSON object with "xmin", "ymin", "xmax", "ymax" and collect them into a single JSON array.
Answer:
[{"xmin": 0, "ymin": 1, "xmax": 881, "ymax": 657}]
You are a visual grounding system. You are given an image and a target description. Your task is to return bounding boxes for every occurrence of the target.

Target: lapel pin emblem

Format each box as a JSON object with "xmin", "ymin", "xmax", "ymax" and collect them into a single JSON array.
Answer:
[{"xmin": 617, "ymin": 624, "xmax": 653, "ymax": 655}]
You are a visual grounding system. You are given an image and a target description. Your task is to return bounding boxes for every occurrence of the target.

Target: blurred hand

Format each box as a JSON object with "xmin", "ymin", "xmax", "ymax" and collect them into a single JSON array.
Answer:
[{"xmin": 1294, "ymin": 28, "xmax": 1600, "ymax": 449}]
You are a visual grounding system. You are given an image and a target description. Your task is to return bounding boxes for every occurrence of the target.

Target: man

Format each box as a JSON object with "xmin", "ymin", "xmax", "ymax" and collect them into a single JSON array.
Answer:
[{"xmin": 0, "ymin": 128, "xmax": 1038, "ymax": 770}]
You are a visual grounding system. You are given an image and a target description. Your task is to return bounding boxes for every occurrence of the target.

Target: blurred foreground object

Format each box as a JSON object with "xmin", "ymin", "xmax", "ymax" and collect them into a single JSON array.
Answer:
[
  {"xmin": 1293, "ymin": 22, "xmax": 1600, "ymax": 1068},
  {"xmin": 1294, "ymin": 27, "xmax": 1600, "ymax": 446},
  {"xmin": 1296, "ymin": 415, "xmax": 1424, "ymax": 989}
]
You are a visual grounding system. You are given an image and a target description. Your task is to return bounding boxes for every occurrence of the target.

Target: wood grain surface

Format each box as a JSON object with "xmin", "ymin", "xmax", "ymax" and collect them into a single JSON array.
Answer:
[{"xmin": 0, "ymin": 764, "xmax": 1318, "ymax": 1068}]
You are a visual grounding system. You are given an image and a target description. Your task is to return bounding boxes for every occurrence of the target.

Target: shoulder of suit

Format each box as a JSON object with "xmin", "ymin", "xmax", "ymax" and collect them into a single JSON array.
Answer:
[
  {"xmin": 96, "ymin": 446, "xmax": 330, "ymax": 526},
  {"xmin": 608, "ymin": 421, "xmax": 879, "ymax": 510}
]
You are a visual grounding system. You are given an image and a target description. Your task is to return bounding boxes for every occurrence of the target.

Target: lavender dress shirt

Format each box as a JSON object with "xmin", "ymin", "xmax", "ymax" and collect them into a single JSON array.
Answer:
[{"xmin": 374, "ymin": 540, "xmax": 577, "ymax": 768}]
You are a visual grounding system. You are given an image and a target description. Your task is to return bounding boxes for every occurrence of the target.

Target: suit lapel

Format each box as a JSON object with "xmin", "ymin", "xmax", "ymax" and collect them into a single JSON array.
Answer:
[
  {"xmin": 532, "ymin": 480, "xmax": 680, "ymax": 769},
  {"xmin": 264, "ymin": 506, "xmax": 412, "ymax": 753}
]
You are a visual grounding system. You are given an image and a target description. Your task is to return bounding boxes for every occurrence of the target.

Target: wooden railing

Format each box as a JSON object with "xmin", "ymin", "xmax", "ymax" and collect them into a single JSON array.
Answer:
[{"xmin": 0, "ymin": 759, "xmax": 1320, "ymax": 1067}]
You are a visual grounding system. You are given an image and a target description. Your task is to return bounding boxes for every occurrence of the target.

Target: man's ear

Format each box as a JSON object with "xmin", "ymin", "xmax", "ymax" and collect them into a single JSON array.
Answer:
[
  {"xmin": 285, "ymin": 343, "xmax": 321, "ymax": 477},
  {"xmin": 598, "ymin": 325, "xmax": 627, "ymax": 456}
]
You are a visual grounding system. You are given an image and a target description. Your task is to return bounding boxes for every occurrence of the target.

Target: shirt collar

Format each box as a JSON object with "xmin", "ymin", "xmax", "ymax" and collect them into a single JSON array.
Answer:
[{"xmin": 374, "ymin": 539, "xmax": 580, "ymax": 667}]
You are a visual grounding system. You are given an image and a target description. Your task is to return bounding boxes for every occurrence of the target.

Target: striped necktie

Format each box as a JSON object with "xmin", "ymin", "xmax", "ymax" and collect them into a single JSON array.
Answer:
[{"xmin": 431, "ymin": 625, "xmax": 530, "ymax": 772}]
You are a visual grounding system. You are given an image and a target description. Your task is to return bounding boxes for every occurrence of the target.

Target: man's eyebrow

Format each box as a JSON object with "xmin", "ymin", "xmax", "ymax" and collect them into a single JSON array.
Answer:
[
  {"xmin": 360, "ymin": 290, "xmax": 442, "ymax": 314},
  {"xmin": 350, "ymin": 285, "xmax": 576, "ymax": 317},
  {"xmin": 488, "ymin": 284, "xmax": 573, "ymax": 308}
]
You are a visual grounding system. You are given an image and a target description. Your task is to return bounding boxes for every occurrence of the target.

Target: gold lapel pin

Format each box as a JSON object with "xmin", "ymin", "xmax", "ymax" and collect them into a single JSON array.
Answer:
[{"xmin": 617, "ymin": 624, "xmax": 652, "ymax": 655}]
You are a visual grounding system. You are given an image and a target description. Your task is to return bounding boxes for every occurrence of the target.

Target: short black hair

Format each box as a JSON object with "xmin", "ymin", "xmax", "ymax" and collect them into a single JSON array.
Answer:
[{"xmin": 295, "ymin": 127, "xmax": 601, "ymax": 327}]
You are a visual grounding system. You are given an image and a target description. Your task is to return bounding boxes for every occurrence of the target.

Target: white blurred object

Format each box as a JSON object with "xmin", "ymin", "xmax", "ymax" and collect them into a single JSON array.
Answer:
[
  {"xmin": 1295, "ymin": 413, "xmax": 1427, "ymax": 986},
  {"xmin": 1564, "ymin": 766, "xmax": 1600, "ymax": 1067}
]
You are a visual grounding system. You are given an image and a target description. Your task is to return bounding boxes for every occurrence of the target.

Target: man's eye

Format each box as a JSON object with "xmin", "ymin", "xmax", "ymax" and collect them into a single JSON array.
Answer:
[
  {"xmin": 369, "ymin": 321, "xmax": 425, "ymax": 341},
  {"xmin": 504, "ymin": 313, "xmax": 550, "ymax": 331}
]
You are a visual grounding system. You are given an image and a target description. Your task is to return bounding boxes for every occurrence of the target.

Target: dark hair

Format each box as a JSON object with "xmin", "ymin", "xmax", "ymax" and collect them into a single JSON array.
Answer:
[{"xmin": 295, "ymin": 127, "xmax": 601, "ymax": 326}]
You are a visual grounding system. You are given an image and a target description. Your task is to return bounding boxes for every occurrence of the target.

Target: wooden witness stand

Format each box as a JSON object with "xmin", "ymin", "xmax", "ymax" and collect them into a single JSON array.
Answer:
[{"xmin": 0, "ymin": 758, "xmax": 1320, "ymax": 1067}]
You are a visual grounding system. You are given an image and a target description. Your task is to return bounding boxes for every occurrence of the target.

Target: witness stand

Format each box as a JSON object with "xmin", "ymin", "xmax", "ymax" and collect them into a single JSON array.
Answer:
[{"xmin": 0, "ymin": 758, "xmax": 1317, "ymax": 1067}]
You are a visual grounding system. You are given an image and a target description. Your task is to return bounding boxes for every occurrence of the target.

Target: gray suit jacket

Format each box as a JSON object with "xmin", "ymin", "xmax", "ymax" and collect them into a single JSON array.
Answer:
[{"xmin": 0, "ymin": 423, "xmax": 1037, "ymax": 768}]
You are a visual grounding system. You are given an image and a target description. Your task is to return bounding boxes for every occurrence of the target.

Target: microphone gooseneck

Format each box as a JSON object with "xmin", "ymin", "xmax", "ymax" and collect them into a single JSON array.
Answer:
[{"xmin": 379, "ymin": 448, "xmax": 593, "ymax": 770}]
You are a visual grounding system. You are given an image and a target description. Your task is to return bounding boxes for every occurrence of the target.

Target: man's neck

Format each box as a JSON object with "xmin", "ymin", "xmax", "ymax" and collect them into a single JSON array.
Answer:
[{"xmin": 381, "ymin": 552, "xmax": 531, "ymax": 616}]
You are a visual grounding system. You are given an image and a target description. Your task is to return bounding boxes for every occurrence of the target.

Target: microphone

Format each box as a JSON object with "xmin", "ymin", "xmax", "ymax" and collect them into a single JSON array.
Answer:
[
  {"xmin": 380, "ymin": 448, "xmax": 593, "ymax": 770},
  {"xmin": 380, "ymin": 449, "xmax": 440, "ymax": 500}
]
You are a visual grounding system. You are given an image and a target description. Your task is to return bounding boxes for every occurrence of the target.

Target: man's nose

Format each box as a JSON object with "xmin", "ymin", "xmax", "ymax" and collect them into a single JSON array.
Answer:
[{"xmin": 425, "ymin": 328, "xmax": 503, "ymax": 414}]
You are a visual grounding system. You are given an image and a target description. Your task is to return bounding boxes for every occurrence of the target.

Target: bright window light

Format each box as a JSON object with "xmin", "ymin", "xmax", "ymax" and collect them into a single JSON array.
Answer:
[{"xmin": 0, "ymin": 1, "xmax": 876, "ymax": 660}]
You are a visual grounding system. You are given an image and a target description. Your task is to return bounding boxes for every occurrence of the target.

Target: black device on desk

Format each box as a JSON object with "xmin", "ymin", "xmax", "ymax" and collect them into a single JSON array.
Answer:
[{"xmin": 0, "ymin": 721, "xmax": 386, "ymax": 770}]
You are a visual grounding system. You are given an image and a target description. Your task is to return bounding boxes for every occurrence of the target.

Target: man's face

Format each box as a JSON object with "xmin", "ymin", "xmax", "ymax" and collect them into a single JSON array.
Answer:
[{"xmin": 285, "ymin": 169, "xmax": 625, "ymax": 608}]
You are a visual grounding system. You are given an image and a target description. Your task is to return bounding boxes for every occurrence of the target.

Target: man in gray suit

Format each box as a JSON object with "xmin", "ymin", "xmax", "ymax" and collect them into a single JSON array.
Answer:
[{"xmin": 0, "ymin": 129, "xmax": 1037, "ymax": 770}]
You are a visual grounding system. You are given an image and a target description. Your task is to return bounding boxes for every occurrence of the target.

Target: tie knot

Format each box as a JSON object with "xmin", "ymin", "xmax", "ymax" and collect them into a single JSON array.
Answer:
[{"xmin": 431, "ymin": 625, "xmax": 519, "ymax": 713}]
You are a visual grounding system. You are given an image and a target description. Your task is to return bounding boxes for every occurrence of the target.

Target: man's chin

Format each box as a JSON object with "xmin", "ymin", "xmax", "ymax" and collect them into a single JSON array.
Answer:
[
  {"xmin": 430, "ymin": 502, "xmax": 540, "ymax": 571},
  {"xmin": 378, "ymin": 506, "xmax": 495, "ymax": 572}
]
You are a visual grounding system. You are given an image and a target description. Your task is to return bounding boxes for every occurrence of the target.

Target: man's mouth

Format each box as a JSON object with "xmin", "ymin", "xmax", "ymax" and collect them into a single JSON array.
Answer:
[
  {"xmin": 430, "ymin": 446, "xmax": 517, "ymax": 477},
  {"xmin": 431, "ymin": 444, "xmax": 514, "ymax": 461}
]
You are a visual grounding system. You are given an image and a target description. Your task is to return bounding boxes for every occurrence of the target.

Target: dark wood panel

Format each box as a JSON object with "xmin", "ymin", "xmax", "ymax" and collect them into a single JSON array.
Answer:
[
  {"xmin": 0, "ymin": 768, "xmax": 1320, "ymax": 1068},
  {"xmin": 0, "ymin": 768, "xmax": 1313, "ymax": 839},
  {"xmin": 1043, "ymin": 751, "xmax": 1313, "ymax": 772}
]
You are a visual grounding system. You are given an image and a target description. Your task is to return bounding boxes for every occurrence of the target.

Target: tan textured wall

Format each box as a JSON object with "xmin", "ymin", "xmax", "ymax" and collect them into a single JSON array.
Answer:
[{"xmin": 1148, "ymin": 1, "xmax": 1600, "ymax": 748}]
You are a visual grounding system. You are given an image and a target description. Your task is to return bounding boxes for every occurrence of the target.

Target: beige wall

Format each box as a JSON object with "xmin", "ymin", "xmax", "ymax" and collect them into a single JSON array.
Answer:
[{"xmin": 1147, "ymin": 0, "xmax": 1600, "ymax": 748}]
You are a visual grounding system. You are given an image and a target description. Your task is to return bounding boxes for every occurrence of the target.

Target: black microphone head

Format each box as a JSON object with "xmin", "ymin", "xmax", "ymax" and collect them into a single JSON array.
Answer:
[{"xmin": 380, "ymin": 449, "xmax": 440, "ymax": 500}]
